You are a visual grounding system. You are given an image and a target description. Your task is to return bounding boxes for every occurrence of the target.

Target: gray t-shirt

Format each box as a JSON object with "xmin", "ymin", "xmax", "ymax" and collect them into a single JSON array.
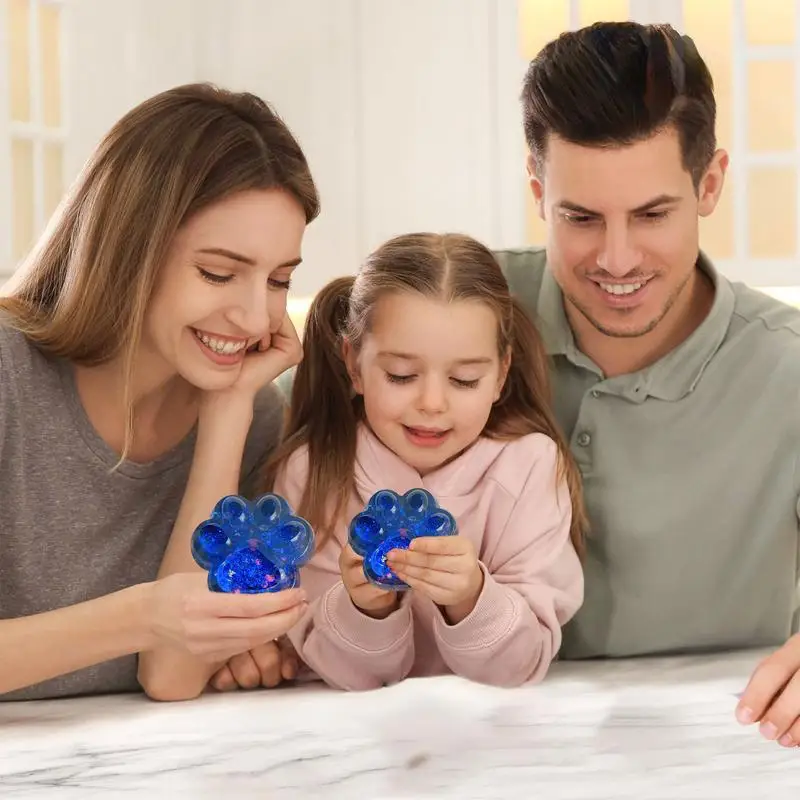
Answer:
[{"xmin": 0, "ymin": 323, "xmax": 284, "ymax": 700}]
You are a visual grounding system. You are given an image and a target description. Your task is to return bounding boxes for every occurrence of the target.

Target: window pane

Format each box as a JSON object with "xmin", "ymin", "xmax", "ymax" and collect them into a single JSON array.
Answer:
[
  {"xmin": 39, "ymin": 2, "xmax": 61, "ymax": 127},
  {"xmin": 744, "ymin": 0, "xmax": 794, "ymax": 46},
  {"xmin": 43, "ymin": 142, "xmax": 63, "ymax": 221},
  {"xmin": 747, "ymin": 61, "xmax": 795, "ymax": 152},
  {"xmin": 520, "ymin": 0, "xmax": 568, "ymax": 59},
  {"xmin": 683, "ymin": 1, "xmax": 733, "ymax": 154},
  {"xmin": 748, "ymin": 166, "xmax": 796, "ymax": 258},
  {"xmin": 12, "ymin": 138, "xmax": 34, "ymax": 261},
  {"xmin": 578, "ymin": 0, "xmax": 629, "ymax": 27},
  {"xmin": 9, "ymin": 0, "xmax": 31, "ymax": 123}
]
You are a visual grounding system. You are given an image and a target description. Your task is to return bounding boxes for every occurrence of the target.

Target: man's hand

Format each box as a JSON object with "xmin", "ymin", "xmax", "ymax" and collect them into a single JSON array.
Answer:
[
  {"xmin": 736, "ymin": 633, "xmax": 800, "ymax": 747},
  {"xmin": 209, "ymin": 637, "xmax": 300, "ymax": 692}
]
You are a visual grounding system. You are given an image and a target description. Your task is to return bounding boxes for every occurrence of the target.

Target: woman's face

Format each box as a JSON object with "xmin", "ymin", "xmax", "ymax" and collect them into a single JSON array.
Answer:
[{"xmin": 143, "ymin": 188, "xmax": 307, "ymax": 392}]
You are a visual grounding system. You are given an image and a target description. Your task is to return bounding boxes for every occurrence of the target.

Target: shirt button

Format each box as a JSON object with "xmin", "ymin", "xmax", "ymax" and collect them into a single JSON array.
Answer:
[{"xmin": 577, "ymin": 432, "xmax": 591, "ymax": 447}]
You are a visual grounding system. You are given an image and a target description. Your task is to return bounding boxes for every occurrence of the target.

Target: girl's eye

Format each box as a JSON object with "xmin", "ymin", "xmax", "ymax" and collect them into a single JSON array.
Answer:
[
  {"xmin": 385, "ymin": 372, "xmax": 415, "ymax": 384},
  {"xmin": 198, "ymin": 267, "xmax": 232, "ymax": 285},
  {"xmin": 452, "ymin": 377, "xmax": 480, "ymax": 389},
  {"xmin": 268, "ymin": 278, "xmax": 292, "ymax": 290}
]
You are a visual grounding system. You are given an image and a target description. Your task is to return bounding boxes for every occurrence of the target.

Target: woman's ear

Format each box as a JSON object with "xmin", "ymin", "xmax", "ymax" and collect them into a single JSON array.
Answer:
[
  {"xmin": 342, "ymin": 337, "xmax": 363, "ymax": 394},
  {"xmin": 494, "ymin": 347, "xmax": 512, "ymax": 402}
]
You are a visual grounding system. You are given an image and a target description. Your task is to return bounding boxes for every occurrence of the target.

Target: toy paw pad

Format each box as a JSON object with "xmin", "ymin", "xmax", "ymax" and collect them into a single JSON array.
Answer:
[
  {"xmin": 348, "ymin": 488, "xmax": 456, "ymax": 589},
  {"xmin": 191, "ymin": 494, "xmax": 314, "ymax": 593}
]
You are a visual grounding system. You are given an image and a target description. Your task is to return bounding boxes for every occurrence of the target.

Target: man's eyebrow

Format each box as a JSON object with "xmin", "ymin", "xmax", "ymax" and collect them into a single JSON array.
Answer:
[
  {"xmin": 196, "ymin": 248, "xmax": 303, "ymax": 269},
  {"xmin": 557, "ymin": 194, "xmax": 683, "ymax": 216}
]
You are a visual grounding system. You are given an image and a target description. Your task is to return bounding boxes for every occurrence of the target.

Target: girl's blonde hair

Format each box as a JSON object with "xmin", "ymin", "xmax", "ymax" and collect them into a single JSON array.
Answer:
[
  {"xmin": 263, "ymin": 233, "xmax": 586, "ymax": 555},
  {"xmin": 0, "ymin": 83, "xmax": 320, "ymax": 461}
]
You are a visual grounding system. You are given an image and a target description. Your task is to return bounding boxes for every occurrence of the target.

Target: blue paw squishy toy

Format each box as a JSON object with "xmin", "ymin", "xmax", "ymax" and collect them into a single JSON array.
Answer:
[
  {"xmin": 191, "ymin": 494, "xmax": 314, "ymax": 593},
  {"xmin": 348, "ymin": 488, "xmax": 457, "ymax": 590}
]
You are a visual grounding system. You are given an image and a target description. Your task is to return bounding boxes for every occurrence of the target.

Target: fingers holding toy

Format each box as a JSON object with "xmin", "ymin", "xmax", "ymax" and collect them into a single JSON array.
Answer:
[
  {"xmin": 386, "ymin": 536, "xmax": 483, "ymax": 607},
  {"xmin": 736, "ymin": 634, "xmax": 800, "ymax": 747},
  {"xmin": 340, "ymin": 544, "xmax": 400, "ymax": 620},
  {"xmin": 150, "ymin": 572, "xmax": 308, "ymax": 662}
]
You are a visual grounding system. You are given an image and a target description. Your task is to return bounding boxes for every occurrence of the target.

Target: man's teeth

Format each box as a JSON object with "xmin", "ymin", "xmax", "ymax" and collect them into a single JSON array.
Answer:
[
  {"xmin": 599, "ymin": 281, "xmax": 646, "ymax": 296},
  {"xmin": 195, "ymin": 330, "xmax": 247, "ymax": 355}
]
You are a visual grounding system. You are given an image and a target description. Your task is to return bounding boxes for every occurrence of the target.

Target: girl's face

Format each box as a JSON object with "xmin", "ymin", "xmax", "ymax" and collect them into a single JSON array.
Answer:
[
  {"xmin": 346, "ymin": 291, "xmax": 509, "ymax": 476},
  {"xmin": 143, "ymin": 188, "xmax": 306, "ymax": 392}
]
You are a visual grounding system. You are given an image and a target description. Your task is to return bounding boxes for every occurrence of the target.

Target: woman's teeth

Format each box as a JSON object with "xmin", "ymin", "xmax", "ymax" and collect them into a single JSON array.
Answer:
[
  {"xmin": 195, "ymin": 330, "xmax": 247, "ymax": 355},
  {"xmin": 599, "ymin": 281, "xmax": 646, "ymax": 296}
]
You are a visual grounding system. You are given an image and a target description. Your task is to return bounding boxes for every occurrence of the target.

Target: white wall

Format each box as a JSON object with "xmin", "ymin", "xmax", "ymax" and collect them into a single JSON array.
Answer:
[{"xmin": 55, "ymin": 0, "xmax": 528, "ymax": 297}]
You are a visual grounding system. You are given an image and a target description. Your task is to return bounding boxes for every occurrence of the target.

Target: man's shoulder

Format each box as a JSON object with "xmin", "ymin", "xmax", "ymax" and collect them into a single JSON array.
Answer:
[
  {"xmin": 728, "ymin": 281, "xmax": 800, "ymax": 357},
  {"xmin": 493, "ymin": 246, "xmax": 548, "ymax": 314}
]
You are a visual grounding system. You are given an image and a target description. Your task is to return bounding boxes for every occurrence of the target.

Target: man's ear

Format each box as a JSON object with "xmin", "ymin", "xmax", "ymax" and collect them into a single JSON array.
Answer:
[{"xmin": 342, "ymin": 336, "xmax": 363, "ymax": 394}]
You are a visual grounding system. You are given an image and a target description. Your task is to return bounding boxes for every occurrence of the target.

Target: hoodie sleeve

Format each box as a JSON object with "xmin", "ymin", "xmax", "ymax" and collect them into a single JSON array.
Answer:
[
  {"xmin": 274, "ymin": 448, "xmax": 415, "ymax": 691},
  {"xmin": 431, "ymin": 435, "xmax": 584, "ymax": 687}
]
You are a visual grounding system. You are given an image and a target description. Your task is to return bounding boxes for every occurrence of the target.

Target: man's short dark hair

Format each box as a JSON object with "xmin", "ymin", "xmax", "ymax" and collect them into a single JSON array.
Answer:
[{"xmin": 521, "ymin": 22, "xmax": 716, "ymax": 186}]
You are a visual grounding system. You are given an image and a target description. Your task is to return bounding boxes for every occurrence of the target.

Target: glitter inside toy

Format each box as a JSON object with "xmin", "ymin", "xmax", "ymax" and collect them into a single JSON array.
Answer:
[
  {"xmin": 191, "ymin": 493, "xmax": 314, "ymax": 593},
  {"xmin": 348, "ymin": 488, "xmax": 457, "ymax": 589}
]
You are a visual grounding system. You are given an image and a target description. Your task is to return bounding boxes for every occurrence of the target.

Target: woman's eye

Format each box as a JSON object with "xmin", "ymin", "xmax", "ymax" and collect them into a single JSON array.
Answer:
[
  {"xmin": 197, "ymin": 267, "xmax": 233, "ymax": 285},
  {"xmin": 268, "ymin": 278, "xmax": 292, "ymax": 290}
]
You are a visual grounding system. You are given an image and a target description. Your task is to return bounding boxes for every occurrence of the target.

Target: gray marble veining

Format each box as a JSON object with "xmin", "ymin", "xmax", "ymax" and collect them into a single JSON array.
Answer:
[{"xmin": 0, "ymin": 648, "xmax": 797, "ymax": 798}]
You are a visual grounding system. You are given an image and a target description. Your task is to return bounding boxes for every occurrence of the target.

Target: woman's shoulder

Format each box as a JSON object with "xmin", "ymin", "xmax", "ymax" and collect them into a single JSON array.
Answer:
[{"xmin": 0, "ymin": 320, "xmax": 60, "ymax": 390}]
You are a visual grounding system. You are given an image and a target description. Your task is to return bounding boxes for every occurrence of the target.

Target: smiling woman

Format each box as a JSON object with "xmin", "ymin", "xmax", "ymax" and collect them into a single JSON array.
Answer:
[{"xmin": 0, "ymin": 82, "xmax": 320, "ymax": 702}]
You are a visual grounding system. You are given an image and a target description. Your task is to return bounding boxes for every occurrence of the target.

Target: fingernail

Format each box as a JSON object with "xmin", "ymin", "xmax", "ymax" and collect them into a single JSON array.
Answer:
[
  {"xmin": 760, "ymin": 721, "xmax": 779, "ymax": 740},
  {"xmin": 736, "ymin": 705, "xmax": 755, "ymax": 724},
  {"xmin": 779, "ymin": 733, "xmax": 795, "ymax": 747}
]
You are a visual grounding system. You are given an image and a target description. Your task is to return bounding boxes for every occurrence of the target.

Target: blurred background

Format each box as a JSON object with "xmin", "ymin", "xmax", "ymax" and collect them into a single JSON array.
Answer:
[{"xmin": 1, "ymin": 0, "xmax": 799, "ymax": 328}]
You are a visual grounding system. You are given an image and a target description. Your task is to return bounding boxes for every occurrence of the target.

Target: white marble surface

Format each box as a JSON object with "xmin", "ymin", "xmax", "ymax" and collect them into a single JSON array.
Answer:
[{"xmin": 1, "ymin": 648, "xmax": 798, "ymax": 799}]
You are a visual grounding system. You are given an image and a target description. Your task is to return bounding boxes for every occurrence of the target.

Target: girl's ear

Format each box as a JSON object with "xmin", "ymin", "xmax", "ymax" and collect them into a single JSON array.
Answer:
[
  {"xmin": 342, "ymin": 336, "xmax": 363, "ymax": 395},
  {"xmin": 494, "ymin": 346, "xmax": 512, "ymax": 402}
]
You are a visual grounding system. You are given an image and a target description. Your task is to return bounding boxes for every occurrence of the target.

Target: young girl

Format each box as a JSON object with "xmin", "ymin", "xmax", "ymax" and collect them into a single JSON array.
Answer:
[{"xmin": 263, "ymin": 232, "xmax": 586, "ymax": 690}]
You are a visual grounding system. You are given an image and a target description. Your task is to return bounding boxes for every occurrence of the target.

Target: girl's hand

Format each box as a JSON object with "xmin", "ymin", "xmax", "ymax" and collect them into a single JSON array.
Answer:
[
  {"xmin": 148, "ymin": 573, "xmax": 308, "ymax": 663},
  {"xmin": 386, "ymin": 537, "xmax": 484, "ymax": 624},
  {"xmin": 339, "ymin": 544, "xmax": 400, "ymax": 619},
  {"xmin": 209, "ymin": 637, "xmax": 299, "ymax": 692}
]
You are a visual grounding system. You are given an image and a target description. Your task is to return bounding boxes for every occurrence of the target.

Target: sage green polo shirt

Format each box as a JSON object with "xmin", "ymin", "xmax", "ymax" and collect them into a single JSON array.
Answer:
[{"xmin": 496, "ymin": 247, "xmax": 800, "ymax": 660}]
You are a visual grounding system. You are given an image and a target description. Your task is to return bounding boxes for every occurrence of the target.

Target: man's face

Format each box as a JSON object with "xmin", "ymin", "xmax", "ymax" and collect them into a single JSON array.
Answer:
[{"xmin": 529, "ymin": 128, "xmax": 727, "ymax": 339}]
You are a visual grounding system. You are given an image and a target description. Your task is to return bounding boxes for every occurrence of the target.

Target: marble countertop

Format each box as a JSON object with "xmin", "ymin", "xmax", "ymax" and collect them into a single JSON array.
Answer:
[{"xmin": 1, "ymin": 648, "xmax": 797, "ymax": 799}]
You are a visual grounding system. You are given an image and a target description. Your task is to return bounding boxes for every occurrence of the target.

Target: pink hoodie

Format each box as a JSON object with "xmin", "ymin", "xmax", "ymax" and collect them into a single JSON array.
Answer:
[{"xmin": 276, "ymin": 424, "xmax": 583, "ymax": 690}]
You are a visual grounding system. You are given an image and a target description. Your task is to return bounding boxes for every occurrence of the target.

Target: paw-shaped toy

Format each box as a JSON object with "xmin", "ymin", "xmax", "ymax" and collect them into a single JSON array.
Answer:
[
  {"xmin": 348, "ymin": 488, "xmax": 457, "ymax": 590},
  {"xmin": 191, "ymin": 493, "xmax": 314, "ymax": 593}
]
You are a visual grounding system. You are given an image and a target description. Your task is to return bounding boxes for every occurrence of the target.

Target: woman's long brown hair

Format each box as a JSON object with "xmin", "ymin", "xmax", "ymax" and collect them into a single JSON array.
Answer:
[
  {"xmin": 263, "ymin": 233, "xmax": 587, "ymax": 556},
  {"xmin": 0, "ymin": 82, "xmax": 320, "ymax": 462}
]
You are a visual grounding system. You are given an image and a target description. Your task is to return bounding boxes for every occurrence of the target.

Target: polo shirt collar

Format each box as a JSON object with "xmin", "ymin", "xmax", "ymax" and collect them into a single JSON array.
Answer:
[{"xmin": 536, "ymin": 252, "xmax": 736, "ymax": 401}]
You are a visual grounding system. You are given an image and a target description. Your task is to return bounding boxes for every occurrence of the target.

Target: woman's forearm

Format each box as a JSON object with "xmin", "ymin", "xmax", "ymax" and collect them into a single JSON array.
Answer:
[
  {"xmin": 137, "ymin": 399, "xmax": 254, "ymax": 700},
  {"xmin": 0, "ymin": 584, "xmax": 152, "ymax": 697}
]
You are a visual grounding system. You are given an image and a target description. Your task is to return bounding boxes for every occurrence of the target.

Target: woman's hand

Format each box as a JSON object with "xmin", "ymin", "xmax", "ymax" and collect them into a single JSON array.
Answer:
[
  {"xmin": 203, "ymin": 313, "xmax": 302, "ymax": 410},
  {"xmin": 147, "ymin": 573, "xmax": 308, "ymax": 663}
]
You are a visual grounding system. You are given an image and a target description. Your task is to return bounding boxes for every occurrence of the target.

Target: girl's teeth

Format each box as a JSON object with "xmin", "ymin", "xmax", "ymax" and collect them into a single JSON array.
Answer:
[
  {"xmin": 195, "ymin": 331, "xmax": 246, "ymax": 355},
  {"xmin": 599, "ymin": 281, "xmax": 644, "ymax": 296}
]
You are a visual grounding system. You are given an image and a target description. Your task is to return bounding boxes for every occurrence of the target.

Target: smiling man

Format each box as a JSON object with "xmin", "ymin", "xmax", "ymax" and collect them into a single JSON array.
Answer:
[{"xmin": 496, "ymin": 21, "xmax": 800, "ymax": 747}]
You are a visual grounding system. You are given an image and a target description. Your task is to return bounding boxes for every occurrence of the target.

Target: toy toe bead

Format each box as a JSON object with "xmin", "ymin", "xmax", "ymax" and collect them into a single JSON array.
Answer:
[{"xmin": 191, "ymin": 493, "xmax": 315, "ymax": 594}]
